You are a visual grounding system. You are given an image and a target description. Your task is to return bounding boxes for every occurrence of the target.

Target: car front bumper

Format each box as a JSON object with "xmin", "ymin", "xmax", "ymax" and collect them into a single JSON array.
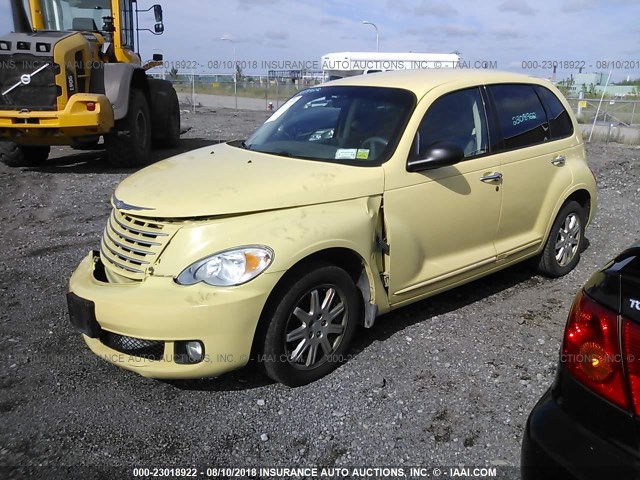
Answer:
[{"xmin": 67, "ymin": 251, "xmax": 281, "ymax": 379}]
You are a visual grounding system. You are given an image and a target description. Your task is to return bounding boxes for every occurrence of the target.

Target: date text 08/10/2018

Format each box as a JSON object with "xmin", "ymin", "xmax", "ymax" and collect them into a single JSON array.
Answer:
[
  {"xmin": 131, "ymin": 466, "xmax": 500, "ymax": 478},
  {"xmin": 521, "ymin": 60, "xmax": 640, "ymax": 70}
]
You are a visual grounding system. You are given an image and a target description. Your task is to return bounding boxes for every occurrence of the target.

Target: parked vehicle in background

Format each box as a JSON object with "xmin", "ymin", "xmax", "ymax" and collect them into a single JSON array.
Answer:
[
  {"xmin": 67, "ymin": 70, "xmax": 597, "ymax": 387},
  {"xmin": 0, "ymin": 0, "xmax": 180, "ymax": 168},
  {"xmin": 522, "ymin": 242, "xmax": 640, "ymax": 480}
]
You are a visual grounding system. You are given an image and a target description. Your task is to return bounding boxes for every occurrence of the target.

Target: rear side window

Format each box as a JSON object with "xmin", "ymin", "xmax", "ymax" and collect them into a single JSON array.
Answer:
[
  {"xmin": 489, "ymin": 84, "xmax": 548, "ymax": 150},
  {"xmin": 534, "ymin": 86, "xmax": 574, "ymax": 139}
]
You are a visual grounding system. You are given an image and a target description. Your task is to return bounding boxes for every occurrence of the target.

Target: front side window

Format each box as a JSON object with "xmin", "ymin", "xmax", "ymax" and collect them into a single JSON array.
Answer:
[
  {"xmin": 40, "ymin": 0, "xmax": 112, "ymax": 32},
  {"xmin": 489, "ymin": 84, "xmax": 549, "ymax": 150},
  {"xmin": 414, "ymin": 87, "xmax": 489, "ymax": 159},
  {"xmin": 244, "ymin": 86, "xmax": 416, "ymax": 165}
]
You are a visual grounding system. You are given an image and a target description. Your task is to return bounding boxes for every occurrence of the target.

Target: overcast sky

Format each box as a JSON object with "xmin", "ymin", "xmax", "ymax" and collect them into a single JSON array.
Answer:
[{"xmin": 1, "ymin": 0, "xmax": 639, "ymax": 81}]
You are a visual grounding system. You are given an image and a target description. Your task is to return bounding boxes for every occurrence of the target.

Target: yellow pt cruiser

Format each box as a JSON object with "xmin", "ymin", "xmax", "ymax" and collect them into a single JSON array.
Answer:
[{"xmin": 68, "ymin": 70, "xmax": 597, "ymax": 386}]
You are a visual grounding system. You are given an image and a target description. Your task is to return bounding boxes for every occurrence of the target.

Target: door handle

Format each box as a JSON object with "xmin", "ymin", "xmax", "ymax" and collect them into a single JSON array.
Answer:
[
  {"xmin": 552, "ymin": 156, "xmax": 566, "ymax": 166},
  {"xmin": 480, "ymin": 172, "xmax": 503, "ymax": 183}
]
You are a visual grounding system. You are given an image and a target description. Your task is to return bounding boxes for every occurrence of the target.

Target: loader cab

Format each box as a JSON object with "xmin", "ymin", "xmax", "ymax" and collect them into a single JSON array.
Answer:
[
  {"xmin": 36, "ymin": 0, "xmax": 113, "ymax": 33},
  {"xmin": 25, "ymin": 0, "xmax": 163, "ymax": 64}
]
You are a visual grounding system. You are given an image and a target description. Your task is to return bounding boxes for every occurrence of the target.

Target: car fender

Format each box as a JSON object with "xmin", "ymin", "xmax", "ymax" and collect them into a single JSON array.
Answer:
[{"xmin": 151, "ymin": 196, "xmax": 390, "ymax": 315}]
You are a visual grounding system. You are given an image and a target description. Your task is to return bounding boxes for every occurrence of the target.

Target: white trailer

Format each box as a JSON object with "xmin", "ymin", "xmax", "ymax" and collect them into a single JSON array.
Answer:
[{"xmin": 321, "ymin": 51, "xmax": 460, "ymax": 80}]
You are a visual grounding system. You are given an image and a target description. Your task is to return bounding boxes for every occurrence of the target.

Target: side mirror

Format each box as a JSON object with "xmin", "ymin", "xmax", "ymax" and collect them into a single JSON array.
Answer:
[
  {"xmin": 154, "ymin": 23, "xmax": 164, "ymax": 34},
  {"xmin": 153, "ymin": 5, "xmax": 163, "ymax": 22},
  {"xmin": 152, "ymin": 53, "xmax": 163, "ymax": 61},
  {"xmin": 407, "ymin": 141, "xmax": 464, "ymax": 172}
]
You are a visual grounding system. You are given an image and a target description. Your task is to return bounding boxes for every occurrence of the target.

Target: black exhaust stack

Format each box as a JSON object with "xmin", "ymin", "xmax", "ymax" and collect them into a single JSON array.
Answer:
[{"xmin": 10, "ymin": 0, "xmax": 33, "ymax": 33}]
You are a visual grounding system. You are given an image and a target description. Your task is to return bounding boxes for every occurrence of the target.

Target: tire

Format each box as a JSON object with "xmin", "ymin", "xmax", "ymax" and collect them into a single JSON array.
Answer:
[
  {"xmin": 70, "ymin": 137, "xmax": 101, "ymax": 150},
  {"xmin": 105, "ymin": 89, "xmax": 151, "ymax": 167},
  {"xmin": 149, "ymin": 80, "xmax": 181, "ymax": 149},
  {"xmin": 0, "ymin": 142, "xmax": 50, "ymax": 167},
  {"xmin": 259, "ymin": 264, "xmax": 360, "ymax": 387},
  {"xmin": 536, "ymin": 200, "xmax": 585, "ymax": 277}
]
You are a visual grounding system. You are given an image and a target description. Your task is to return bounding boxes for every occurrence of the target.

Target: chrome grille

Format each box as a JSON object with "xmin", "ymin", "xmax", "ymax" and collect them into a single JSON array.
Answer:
[
  {"xmin": 0, "ymin": 54, "xmax": 57, "ymax": 111},
  {"xmin": 100, "ymin": 209, "xmax": 178, "ymax": 280}
]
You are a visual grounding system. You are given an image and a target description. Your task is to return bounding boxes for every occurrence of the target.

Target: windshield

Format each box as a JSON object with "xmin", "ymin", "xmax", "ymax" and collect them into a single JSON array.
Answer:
[
  {"xmin": 40, "ymin": 0, "xmax": 112, "ymax": 32},
  {"xmin": 244, "ymin": 86, "xmax": 416, "ymax": 165}
]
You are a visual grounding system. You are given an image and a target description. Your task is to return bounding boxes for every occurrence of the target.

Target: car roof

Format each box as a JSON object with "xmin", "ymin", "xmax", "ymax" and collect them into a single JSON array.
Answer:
[{"xmin": 324, "ymin": 69, "xmax": 551, "ymax": 98}]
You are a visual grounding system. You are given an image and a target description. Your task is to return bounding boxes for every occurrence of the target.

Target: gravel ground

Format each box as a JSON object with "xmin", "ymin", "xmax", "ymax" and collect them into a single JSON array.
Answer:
[{"xmin": 0, "ymin": 108, "xmax": 639, "ymax": 480}]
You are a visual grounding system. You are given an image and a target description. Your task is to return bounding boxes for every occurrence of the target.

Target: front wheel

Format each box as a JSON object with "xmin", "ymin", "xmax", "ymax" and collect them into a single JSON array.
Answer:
[
  {"xmin": 259, "ymin": 264, "xmax": 360, "ymax": 386},
  {"xmin": 536, "ymin": 200, "xmax": 585, "ymax": 277},
  {"xmin": 0, "ymin": 142, "xmax": 50, "ymax": 167}
]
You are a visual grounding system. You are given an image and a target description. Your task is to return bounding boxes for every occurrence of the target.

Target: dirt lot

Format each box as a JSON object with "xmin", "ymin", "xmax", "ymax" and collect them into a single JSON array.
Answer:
[{"xmin": 0, "ymin": 108, "xmax": 639, "ymax": 479}]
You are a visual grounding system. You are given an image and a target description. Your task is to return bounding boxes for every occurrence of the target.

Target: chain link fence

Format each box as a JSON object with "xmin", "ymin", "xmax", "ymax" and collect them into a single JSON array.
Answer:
[
  {"xmin": 566, "ymin": 97, "xmax": 639, "ymax": 126},
  {"xmin": 566, "ymin": 97, "xmax": 640, "ymax": 144},
  {"xmin": 150, "ymin": 71, "xmax": 640, "ymax": 144},
  {"xmin": 149, "ymin": 72, "xmax": 323, "ymax": 111}
]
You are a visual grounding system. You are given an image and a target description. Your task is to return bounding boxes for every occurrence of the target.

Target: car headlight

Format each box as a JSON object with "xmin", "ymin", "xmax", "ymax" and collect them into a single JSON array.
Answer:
[{"xmin": 175, "ymin": 246, "xmax": 274, "ymax": 287}]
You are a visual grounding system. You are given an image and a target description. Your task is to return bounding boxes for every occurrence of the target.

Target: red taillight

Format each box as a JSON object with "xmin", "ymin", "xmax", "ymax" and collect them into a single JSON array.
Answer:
[
  {"xmin": 562, "ymin": 291, "xmax": 629, "ymax": 410},
  {"xmin": 623, "ymin": 320, "xmax": 640, "ymax": 415},
  {"xmin": 86, "ymin": 102, "xmax": 96, "ymax": 112}
]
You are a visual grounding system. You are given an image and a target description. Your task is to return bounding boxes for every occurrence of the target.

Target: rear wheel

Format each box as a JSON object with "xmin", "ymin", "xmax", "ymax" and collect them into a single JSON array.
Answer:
[
  {"xmin": 150, "ymin": 82, "xmax": 181, "ymax": 149},
  {"xmin": 0, "ymin": 142, "xmax": 50, "ymax": 167},
  {"xmin": 259, "ymin": 264, "xmax": 360, "ymax": 387},
  {"xmin": 536, "ymin": 200, "xmax": 585, "ymax": 277},
  {"xmin": 70, "ymin": 137, "xmax": 101, "ymax": 150},
  {"xmin": 105, "ymin": 89, "xmax": 151, "ymax": 167}
]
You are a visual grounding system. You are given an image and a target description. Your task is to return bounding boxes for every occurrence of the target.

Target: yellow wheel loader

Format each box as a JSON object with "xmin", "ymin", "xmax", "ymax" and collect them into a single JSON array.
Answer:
[{"xmin": 0, "ymin": 0, "xmax": 180, "ymax": 167}]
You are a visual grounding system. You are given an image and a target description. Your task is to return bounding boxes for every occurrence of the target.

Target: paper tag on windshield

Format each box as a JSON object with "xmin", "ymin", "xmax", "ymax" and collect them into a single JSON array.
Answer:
[
  {"xmin": 335, "ymin": 149, "xmax": 357, "ymax": 160},
  {"xmin": 356, "ymin": 149, "xmax": 370, "ymax": 160}
]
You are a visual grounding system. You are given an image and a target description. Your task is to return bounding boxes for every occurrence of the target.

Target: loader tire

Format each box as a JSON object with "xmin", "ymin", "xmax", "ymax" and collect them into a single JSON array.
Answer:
[
  {"xmin": 0, "ymin": 142, "xmax": 50, "ymax": 167},
  {"xmin": 105, "ymin": 89, "xmax": 151, "ymax": 168},
  {"xmin": 149, "ymin": 80, "xmax": 181, "ymax": 149}
]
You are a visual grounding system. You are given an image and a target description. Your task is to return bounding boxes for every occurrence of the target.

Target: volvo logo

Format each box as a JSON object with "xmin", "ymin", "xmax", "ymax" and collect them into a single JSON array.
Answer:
[
  {"xmin": 112, "ymin": 195, "xmax": 155, "ymax": 211},
  {"xmin": 2, "ymin": 63, "xmax": 50, "ymax": 96}
]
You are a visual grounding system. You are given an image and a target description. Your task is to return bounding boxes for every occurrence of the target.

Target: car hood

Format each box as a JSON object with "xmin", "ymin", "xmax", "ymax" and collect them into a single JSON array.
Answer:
[{"xmin": 113, "ymin": 143, "xmax": 384, "ymax": 218}]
